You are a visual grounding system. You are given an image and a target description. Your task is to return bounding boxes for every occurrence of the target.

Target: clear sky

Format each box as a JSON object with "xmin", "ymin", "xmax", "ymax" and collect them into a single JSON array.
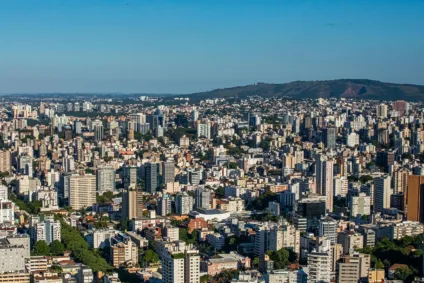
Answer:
[{"xmin": 0, "ymin": 0, "xmax": 423, "ymax": 94}]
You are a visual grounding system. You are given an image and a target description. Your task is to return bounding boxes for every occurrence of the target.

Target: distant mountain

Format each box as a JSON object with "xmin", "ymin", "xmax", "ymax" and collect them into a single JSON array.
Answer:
[{"xmin": 187, "ymin": 79, "xmax": 424, "ymax": 101}]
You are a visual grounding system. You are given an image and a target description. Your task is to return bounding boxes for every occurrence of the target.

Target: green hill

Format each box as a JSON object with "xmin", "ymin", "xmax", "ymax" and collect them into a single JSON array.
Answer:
[{"xmin": 187, "ymin": 79, "xmax": 424, "ymax": 101}]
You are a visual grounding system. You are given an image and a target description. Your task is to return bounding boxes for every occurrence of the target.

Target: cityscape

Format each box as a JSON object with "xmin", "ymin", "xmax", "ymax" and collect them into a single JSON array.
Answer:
[
  {"xmin": 0, "ymin": 94, "xmax": 424, "ymax": 283},
  {"xmin": 1, "ymin": 1, "xmax": 424, "ymax": 283}
]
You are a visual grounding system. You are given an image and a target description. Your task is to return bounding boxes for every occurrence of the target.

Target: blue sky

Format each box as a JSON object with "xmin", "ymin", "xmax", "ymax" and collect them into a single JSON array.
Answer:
[{"xmin": 0, "ymin": 0, "xmax": 423, "ymax": 93}]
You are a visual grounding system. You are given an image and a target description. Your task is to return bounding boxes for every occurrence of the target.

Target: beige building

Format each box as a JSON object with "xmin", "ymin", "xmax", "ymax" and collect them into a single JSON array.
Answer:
[
  {"xmin": 0, "ymin": 150, "xmax": 11, "ymax": 174},
  {"xmin": 111, "ymin": 240, "xmax": 138, "ymax": 268},
  {"xmin": 122, "ymin": 188, "xmax": 144, "ymax": 220},
  {"xmin": 0, "ymin": 273, "xmax": 30, "ymax": 283},
  {"xmin": 68, "ymin": 174, "xmax": 96, "ymax": 210},
  {"xmin": 368, "ymin": 268, "xmax": 385, "ymax": 283}
]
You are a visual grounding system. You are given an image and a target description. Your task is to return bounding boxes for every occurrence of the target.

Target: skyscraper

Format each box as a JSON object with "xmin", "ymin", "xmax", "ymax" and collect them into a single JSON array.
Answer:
[
  {"xmin": 319, "ymin": 218, "xmax": 338, "ymax": 245},
  {"xmin": 377, "ymin": 103, "xmax": 388, "ymax": 118},
  {"xmin": 123, "ymin": 165, "xmax": 138, "ymax": 189},
  {"xmin": 175, "ymin": 193, "xmax": 194, "ymax": 215},
  {"xmin": 145, "ymin": 162, "xmax": 159, "ymax": 194},
  {"xmin": 30, "ymin": 215, "xmax": 61, "ymax": 245},
  {"xmin": 157, "ymin": 194, "xmax": 172, "ymax": 216},
  {"xmin": 129, "ymin": 113, "xmax": 146, "ymax": 132},
  {"xmin": 162, "ymin": 245, "xmax": 200, "ymax": 283},
  {"xmin": 323, "ymin": 127, "xmax": 336, "ymax": 149},
  {"xmin": 94, "ymin": 124, "xmax": 104, "ymax": 141},
  {"xmin": 0, "ymin": 150, "xmax": 11, "ymax": 174},
  {"xmin": 195, "ymin": 188, "xmax": 211, "ymax": 209},
  {"xmin": 74, "ymin": 119, "xmax": 82, "ymax": 134},
  {"xmin": 374, "ymin": 175, "xmax": 391, "ymax": 212},
  {"xmin": 127, "ymin": 120, "xmax": 135, "ymax": 140},
  {"xmin": 97, "ymin": 165, "xmax": 116, "ymax": 193},
  {"xmin": 407, "ymin": 175, "xmax": 424, "ymax": 223},
  {"xmin": 308, "ymin": 239, "xmax": 332, "ymax": 283},
  {"xmin": 162, "ymin": 160, "xmax": 175, "ymax": 185},
  {"xmin": 315, "ymin": 155, "xmax": 334, "ymax": 212},
  {"xmin": 68, "ymin": 174, "xmax": 96, "ymax": 210},
  {"xmin": 122, "ymin": 188, "xmax": 144, "ymax": 220},
  {"xmin": 197, "ymin": 122, "xmax": 211, "ymax": 139}
]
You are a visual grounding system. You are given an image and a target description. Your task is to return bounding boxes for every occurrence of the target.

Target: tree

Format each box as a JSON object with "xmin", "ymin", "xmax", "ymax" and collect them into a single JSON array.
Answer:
[
  {"xmin": 266, "ymin": 248, "xmax": 296, "ymax": 269},
  {"xmin": 50, "ymin": 240, "xmax": 65, "ymax": 255},
  {"xmin": 359, "ymin": 175, "xmax": 373, "ymax": 184},
  {"xmin": 33, "ymin": 240, "xmax": 50, "ymax": 255},
  {"xmin": 253, "ymin": 257, "xmax": 260, "ymax": 268},
  {"xmin": 141, "ymin": 249, "xmax": 159, "ymax": 266},
  {"xmin": 200, "ymin": 274, "xmax": 212, "ymax": 283},
  {"xmin": 215, "ymin": 186, "xmax": 225, "ymax": 199},
  {"xmin": 394, "ymin": 266, "xmax": 414, "ymax": 281}
]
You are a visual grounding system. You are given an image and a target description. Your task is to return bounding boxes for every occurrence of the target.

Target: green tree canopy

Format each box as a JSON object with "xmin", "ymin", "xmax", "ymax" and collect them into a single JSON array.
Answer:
[
  {"xmin": 49, "ymin": 240, "xmax": 65, "ymax": 255},
  {"xmin": 33, "ymin": 240, "xmax": 50, "ymax": 255}
]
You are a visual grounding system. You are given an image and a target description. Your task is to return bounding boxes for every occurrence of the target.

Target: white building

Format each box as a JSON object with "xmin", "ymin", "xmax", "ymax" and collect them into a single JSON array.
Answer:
[
  {"xmin": 391, "ymin": 221, "xmax": 424, "ymax": 240},
  {"xmin": 307, "ymin": 239, "xmax": 331, "ymax": 283},
  {"xmin": 350, "ymin": 193, "xmax": 371, "ymax": 217},
  {"xmin": 161, "ymin": 243, "xmax": 200, "ymax": 283},
  {"xmin": 35, "ymin": 187, "xmax": 59, "ymax": 212},
  {"xmin": 30, "ymin": 215, "xmax": 61, "ymax": 245},
  {"xmin": 175, "ymin": 193, "xmax": 194, "ymax": 215},
  {"xmin": 85, "ymin": 229, "xmax": 119, "ymax": 249},
  {"xmin": 97, "ymin": 165, "xmax": 116, "ymax": 193},
  {"xmin": 346, "ymin": 132, "xmax": 360, "ymax": 147},
  {"xmin": 197, "ymin": 122, "xmax": 211, "ymax": 139},
  {"xmin": 0, "ymin": 200, "xmax": 14, "ymax": 224}
]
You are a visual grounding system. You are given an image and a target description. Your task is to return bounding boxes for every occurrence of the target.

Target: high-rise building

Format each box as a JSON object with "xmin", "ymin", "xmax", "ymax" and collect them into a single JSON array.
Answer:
[
  {"xmin": 350, "ymin": 193, "xmax": 371, "ymax": 217},
  {"xmin": 123, "ymin": 165, "xmax": 138, "ymax": 189},
  {"xmin": 0, "ymin": 235, "xmax": 30, "ymax": 273},
  {"xmin": 74, "ymin": 120, "xmax": 82, "ymax": 134},
  {"xmin": 122, "ymin": 188, "xmax": 144, "ymax": 220},
  {"xmin": 323, "ymin": 127, "xmax": 336, "ymax": 149},
  {"xmin": 127, "ymin": 120, "xmax": 135, "ymax": 140},
  {"xmin": 308, "ymin": 239, "xmax": 332, "ymax": 283},
  {"xmin": 0, "ymin": 150, "xmax": 11, "ymax": 174},
  {"xmin": 197, "ymin": 122, "xmax": 211, "ymax": 139},
  {"xmin": 175, "ymin": 193, "xmax": 194, "ymax": 215},
  {"xmin": 0, "ymin": 185, "xmax": 8, "ymax": 201},
  {"xmin": 179, "ymin": 135, "xmax": 190, "ymax": 148},
  {"xmin": 157, "ymin": 195, "xmax": 172, "ymax": 216},
  {"xmin": 376, "ymin": 104, "xmax": 388, "ymax": 118},
  {"xmin": 129, "ymin": 113, "xmax": 146, "ymax": 132},
  {"xmin": 94, "ymin": 124, "xmax": 104, "ymax": 141},
  {"xmin": 268, "ymin": 221, "xmax": 300, "ymax": 255},
  {"xmin": 392, "ymin": 100, "xmax": 410, "ymax": 116},
  {"xmin": 194, "ymin": 188, "xmax": 211, "ymax": 209},
  {"xmin": 162, "ymin": 245, "xmax": 200, "ymax": 283},
  {"xmin": 337, "ymin": 253, "xmax": 370, "ymax": 283},
  {"xmin": 393, "ymin": 167, "xmax": 409, "ymax": 194},
  {"xmin": 162, "ymin": 161, "xmax": 175, "ymax": 185},
  {"xmin": 145, "ymin": 162, "xmax": 159, "ymax": 194},
  {"xmin": 319, "ymin": 218, "xmax": 338, "ymax": 245},
  {"xmin": 0, "ymin": 200, "xmax": 14, "ymax": 224},
  {"xmin": 30, "ymin": 215, "xmax": 61, "ymax": 245},
  {"xmin": 374, "ymin": 175, "xmax": 391, "ymax": 212},
  {"xmin": 110, "ymin": 238, "xmax": 138, "ymax": 268},
  {"xmin": 97, "ymin": 165, "xmax": 116, "ymax": 193},
  {"xmin": 407, "ymin": 175, "xmax": 424, "ymax": 223},
  {"xmin": 68, "ymin": 174, "xmax": 96, "ymax": 210},
  {"xmin": 316, "ymin": 155, "xmax": 334, "ymax": 212}
]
